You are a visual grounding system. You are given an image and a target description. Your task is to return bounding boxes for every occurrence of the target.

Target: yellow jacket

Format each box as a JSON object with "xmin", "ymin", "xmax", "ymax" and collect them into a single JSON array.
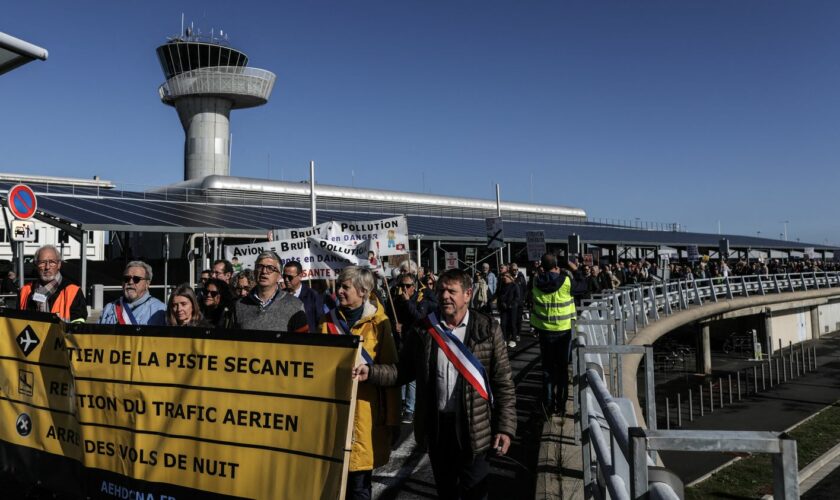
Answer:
[{"xmin": 319, "ymin": 298, "xmax": 401, "ymax": 471}]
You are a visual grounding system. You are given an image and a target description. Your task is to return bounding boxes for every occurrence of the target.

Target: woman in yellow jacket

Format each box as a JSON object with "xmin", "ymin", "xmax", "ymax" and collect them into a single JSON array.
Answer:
[{"xmin": 320, "ymin": 265, "xmax": 400, "ymax": 500}]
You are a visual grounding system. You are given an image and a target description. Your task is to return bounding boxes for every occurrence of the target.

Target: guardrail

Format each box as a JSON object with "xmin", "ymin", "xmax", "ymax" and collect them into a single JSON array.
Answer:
[
  {"xmin": 579, "ymin": 271, "xmax": 840, "ymax": 345},
  {"xmin": 158, "ymin": 66, "xmax": 276, "ymax": 104},
  {"xmin": 572, "ymin": 272, "xmax": 837, "ymax": 499},
  {"xmin": 574, "ymin": 337, "xmax": 800, "ymax": 499}
]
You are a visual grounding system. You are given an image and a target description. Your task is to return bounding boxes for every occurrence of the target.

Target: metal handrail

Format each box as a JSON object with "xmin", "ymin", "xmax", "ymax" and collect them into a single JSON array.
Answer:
[
  {"xmin": 582, "ymin": 271, "xmax": 840, "ymax": 344},
  {"xmin": 158, "ymin": 65, "xmax": 276, "ymax": 102},
  {"xmin": 574, "ymin": 272, "xmax": 831, "ymax": 499}
]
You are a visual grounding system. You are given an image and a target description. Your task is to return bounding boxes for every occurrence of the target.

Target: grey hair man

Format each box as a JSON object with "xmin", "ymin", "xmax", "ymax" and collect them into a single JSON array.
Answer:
[
  {"xmin": 100, "ymin": 261, "xmax": 166, "ymax": 325},
  {"xmin": 233, "ymin": 251, "xmax": 307, "ymax": 332},
  {"xmin": 18, "ymin": 244, "xmax": 88, "ymax": 322}
]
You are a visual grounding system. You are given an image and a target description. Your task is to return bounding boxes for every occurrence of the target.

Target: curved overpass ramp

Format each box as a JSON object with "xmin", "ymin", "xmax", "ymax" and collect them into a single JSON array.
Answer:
[{"xmin": 620, "ymin": 286, "xmax": 840, "ymax": 425}]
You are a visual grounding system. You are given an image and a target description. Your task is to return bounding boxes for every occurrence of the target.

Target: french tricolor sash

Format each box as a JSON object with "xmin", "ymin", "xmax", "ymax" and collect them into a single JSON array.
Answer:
[
  {"xmin": 113, "ymin": 297, "xmax": 138, "ymax": 325},
  {"xmin": 424, "ymin": 312, "xmax": 493, "ymax": 403},
  {"xmin": 325, "ymin": 308, "xmax": 375, "ymax": 365}
]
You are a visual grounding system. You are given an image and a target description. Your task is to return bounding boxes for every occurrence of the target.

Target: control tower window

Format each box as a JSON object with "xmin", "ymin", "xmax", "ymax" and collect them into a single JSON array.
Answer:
[
  {"xmin": 210, "ymin": 45, "xmax": 220, "ymax": 67},
  {"xmin": 188, "ymin": 44, "xmax": 199, "ymax": 71}
]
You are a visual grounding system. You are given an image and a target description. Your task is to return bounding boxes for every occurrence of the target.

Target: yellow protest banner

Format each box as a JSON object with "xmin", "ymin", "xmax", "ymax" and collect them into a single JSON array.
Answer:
[{"xmin": 0, "ymin": 309, "xmax": 359, "ymax": 499}]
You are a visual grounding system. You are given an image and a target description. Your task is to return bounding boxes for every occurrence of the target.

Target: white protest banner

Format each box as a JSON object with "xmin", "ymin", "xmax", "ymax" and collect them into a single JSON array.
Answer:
[
  {"xmin": 225, "ymin": 237, "xmax": 374, "ymax": 280},
  {"xmin": 444, "ymin": 252, "xmax": 458, "ymax": 270},
  {"xmin": 526, "ymin": 231, "xmax": 546, "ymax": 261},
  {"xmin": 270, "ymin": 216, "xmax": 409, "ymax": 257}
]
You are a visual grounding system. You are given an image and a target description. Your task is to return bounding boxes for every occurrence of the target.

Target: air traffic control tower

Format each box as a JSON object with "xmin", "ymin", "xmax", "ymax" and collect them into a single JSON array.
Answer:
[{"xmin": 156, "ymin": 31, "xmax": 276, "ymax": 180}]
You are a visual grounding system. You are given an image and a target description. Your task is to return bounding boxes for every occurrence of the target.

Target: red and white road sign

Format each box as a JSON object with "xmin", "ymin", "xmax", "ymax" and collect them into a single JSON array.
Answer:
[{"xmin": 7, "ymin": 184, "xmax": 37, "ymax": 220}]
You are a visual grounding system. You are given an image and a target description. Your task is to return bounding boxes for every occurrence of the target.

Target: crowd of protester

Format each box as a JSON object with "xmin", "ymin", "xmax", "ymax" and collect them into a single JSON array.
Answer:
[{"xmin": 11, "ymin": 243, "xmax": 840, "ymax": 499}]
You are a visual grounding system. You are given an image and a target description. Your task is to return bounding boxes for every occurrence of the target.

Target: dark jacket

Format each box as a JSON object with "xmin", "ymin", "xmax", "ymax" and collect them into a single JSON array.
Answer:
[
  {"xmin": 597, "ymin": 271, "xmax": 613, "ymax": 291},
  {"xmin": 368, "ymin": 309, "xmax": 516, "ymax": 456},
  {"xmin": 203, "ymin": 305, "xmax": 234, "ymax": 329},
  {"xmin": 496, "ymin": 282, "xmax": 520, "ymax": 312},
  {"xmin": 295, "ymin": 285, "xmax": 325, "ymax": 333},
  {"xmin": 534, "ymin": 269, "xmax": 588, "ymax": 307},
  {"xmin": 392, "ymin": 287, "xmax": 437, "ymax": 328},
  {"xmin": 586, "ymin": 275, "xmax": 602, "ymax": 297},
  {"xmin": 513, "ymin": 273, "xmax": 527, "ymax": 301}
]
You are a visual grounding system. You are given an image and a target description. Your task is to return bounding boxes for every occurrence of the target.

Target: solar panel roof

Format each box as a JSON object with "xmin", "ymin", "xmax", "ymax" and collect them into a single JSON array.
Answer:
[{"xmin": 0, "ymin": 182, "xmax": 833, "ymax": 251}]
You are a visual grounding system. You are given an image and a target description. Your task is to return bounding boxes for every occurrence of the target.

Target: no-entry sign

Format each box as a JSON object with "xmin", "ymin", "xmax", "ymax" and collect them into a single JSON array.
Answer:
[{"xmin": 7, "ymin": 184, "xmax": 37, "ymax": 220}]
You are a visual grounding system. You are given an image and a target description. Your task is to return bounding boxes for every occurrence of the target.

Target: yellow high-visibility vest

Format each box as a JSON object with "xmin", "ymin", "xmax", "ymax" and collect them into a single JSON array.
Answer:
[{"xmin": 530, "ymin": 274, "xmax": 575, "ymax": 331}]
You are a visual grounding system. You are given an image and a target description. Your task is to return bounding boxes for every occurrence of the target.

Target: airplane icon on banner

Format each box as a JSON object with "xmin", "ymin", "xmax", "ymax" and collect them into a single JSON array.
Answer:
[{"xmin": 16, "ymin": 326, "xmax": 40, "ymax": 357}]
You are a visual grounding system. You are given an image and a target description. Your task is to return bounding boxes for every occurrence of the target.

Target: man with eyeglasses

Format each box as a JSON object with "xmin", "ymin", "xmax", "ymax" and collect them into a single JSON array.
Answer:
[
  {"xmin": 99, "ymin": 261, "xmax": 166, "ymax": 326},
  {"xmin": 18, "ymin": 245, "xmax": 88, "ymax": 323},
  {"xmin": 282, "ymin": 260, "xmax": 323, "ymax": 333},
  {"xmin": 233, "ymin": 251, "xmax": 308, "ymax": 332},
  {"xmin": 211, "ymin": 259, "xmax": 234, "ymax": 284},
  {"xmin": 196, "ymin": 269, "xmax": 212, "ymax": 302}
]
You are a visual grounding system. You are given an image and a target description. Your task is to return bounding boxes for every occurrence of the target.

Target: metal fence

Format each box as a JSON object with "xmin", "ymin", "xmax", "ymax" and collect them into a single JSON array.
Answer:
[
  {"xmin": 579, "ymin": 271, "xmax": 840, "ymax": 344},
  {"xmin": 571, "ymin": 272, "xmax": 838, "ymax": 499},
  {"xmin": 158, "ymin": 66, "xmax": 276, "ymax": 103}
]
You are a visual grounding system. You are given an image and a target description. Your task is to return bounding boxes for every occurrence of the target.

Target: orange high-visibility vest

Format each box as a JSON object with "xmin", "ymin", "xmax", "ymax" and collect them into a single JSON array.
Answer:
[{"xmin": 19, "ymin": 283, "xmax": 81, "ymax": 321}]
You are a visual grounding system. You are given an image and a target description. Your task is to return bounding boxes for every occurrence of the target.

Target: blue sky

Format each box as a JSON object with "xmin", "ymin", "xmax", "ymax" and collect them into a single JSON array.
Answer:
[{"xmin": 3, "ymin": 1, "xmax": 839, "ymax": 245}]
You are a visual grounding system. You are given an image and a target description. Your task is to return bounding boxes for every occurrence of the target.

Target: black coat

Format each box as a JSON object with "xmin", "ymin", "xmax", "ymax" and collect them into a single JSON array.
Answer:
[
  {"xmin": 296, "ymin": 285, "xmax": 325, "ymax": 333},
  {"xmin": 497, "ymin": 282, "xmax": 520, "ymax": 312}
]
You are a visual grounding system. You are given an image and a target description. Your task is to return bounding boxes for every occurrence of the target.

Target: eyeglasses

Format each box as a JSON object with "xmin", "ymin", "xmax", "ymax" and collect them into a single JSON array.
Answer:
[
  {"xmin": 36, "ymin": 260, "xmax": 59, "ymax": 268},
  {"xmin": 206, "ymin": 290, "xmax": 220, "ymax": 298},
  {"xmin": 255, "ymin": 264, "xmax": 280, "ymax": 274},
  {"xmin": 211, "ymin": 271, "xmax": 227, "ymax": 277},
  {"xmin": 123, "ymin": 275, "xmax": 146, "ymax": 284},
  {"xmin": 282, "ymin": 274, "xmax": 299, "ymax": 282},
  {"xmin": 398, "ymin": 283, "xmax": 415, "ymax": 289}
]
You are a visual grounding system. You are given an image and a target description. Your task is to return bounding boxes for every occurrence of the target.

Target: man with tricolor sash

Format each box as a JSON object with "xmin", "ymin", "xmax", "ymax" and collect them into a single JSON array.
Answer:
[
  {"xmin": 99, "ymin": 261, "xmax": 166, "ymax": 326},
  {"xmin": 354, "ymin": 268, "xmax": 516, "ymax": 500},
  {"xmin": 530, "ymin": 253, "xmax": 585, "ymax": 416}
]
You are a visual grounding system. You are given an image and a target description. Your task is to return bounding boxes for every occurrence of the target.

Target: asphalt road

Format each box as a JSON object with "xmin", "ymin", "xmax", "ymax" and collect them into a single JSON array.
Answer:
[{"xmin": 658, "ymin": 332, "xmax": 840, "ymax": 484}]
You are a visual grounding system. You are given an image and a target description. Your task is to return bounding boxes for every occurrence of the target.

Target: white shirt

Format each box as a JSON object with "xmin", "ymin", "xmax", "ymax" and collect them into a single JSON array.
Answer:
[
  {"xmin": 436, "ymin": 310, "xmax": 470, "ymax": 412},
  {"xmin": 292, "ymin": 285, "xmax": 302, "ymax": 298}
]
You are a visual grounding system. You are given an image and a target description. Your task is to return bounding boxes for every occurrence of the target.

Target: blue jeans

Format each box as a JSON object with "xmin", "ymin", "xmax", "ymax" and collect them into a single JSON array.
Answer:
[
  {"xmin": 536, "ymin": 328, "xmax": 573, "ymax": 412},
  {"xmin": 402, "ymin": 381, "xmax": 416, "ymax": 413}
]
